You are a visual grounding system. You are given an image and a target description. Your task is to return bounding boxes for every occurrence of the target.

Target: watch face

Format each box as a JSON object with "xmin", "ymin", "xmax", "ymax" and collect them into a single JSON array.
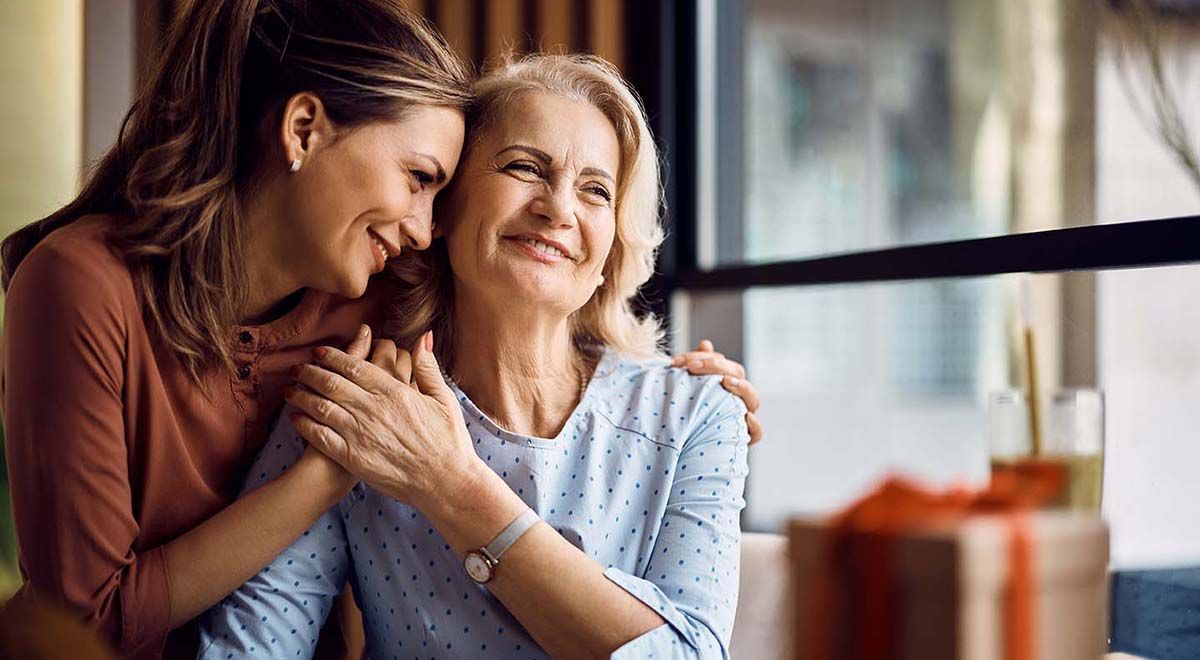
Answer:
[{"xmin": 464, "ymin": 552, "xmax": 493, "ymax": 583}]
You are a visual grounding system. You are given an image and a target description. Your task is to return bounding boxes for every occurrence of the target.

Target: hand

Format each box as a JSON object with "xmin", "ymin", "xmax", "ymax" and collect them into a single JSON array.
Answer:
[
  {"xmin": 284, "ymin": 329, "xmax": 481, "ymax": 508},
  {"xmin": 290, "ymin": 325, "xmax": 376, "ymax": 497},
  {"xmin": 671, "ymin": 339, "xmax": 763, "ymax": 445}
]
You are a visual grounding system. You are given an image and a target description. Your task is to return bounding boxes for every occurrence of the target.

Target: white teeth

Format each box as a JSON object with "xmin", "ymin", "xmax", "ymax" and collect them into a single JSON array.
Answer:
[{"xmin": 522, "ymin": 238, "xmax": 565, "ymax": 258}]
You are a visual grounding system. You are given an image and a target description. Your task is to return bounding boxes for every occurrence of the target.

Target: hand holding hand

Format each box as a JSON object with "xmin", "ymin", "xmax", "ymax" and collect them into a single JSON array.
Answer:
[{"xmin": 285, "ymin": 330, "xmax": 482, "ymax": 509}]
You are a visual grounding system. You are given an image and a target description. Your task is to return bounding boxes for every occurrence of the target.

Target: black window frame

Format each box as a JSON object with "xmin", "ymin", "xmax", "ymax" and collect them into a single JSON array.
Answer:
[{"xmin": 624, "ymin": 0, "xmax": 1200, "ymax": 316}]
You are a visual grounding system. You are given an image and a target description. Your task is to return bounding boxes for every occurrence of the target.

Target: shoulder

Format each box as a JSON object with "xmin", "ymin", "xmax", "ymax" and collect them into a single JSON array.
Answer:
[
  {"xmin": 593, "ymin": 350, "xmax": 748, "ymax": 449},
  {"xmin": 7, "ymin": 214, "xmax": 135, "ymax": 310}
]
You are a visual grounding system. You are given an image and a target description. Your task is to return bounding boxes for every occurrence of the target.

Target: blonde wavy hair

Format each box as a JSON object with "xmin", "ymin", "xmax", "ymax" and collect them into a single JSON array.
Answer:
[{"xmin": 386, "ymin": 53, "xmax": 666, "ymax": 369}]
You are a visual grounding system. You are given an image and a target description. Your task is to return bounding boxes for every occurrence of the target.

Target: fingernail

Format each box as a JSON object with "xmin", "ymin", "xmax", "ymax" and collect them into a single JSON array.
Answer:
[
  {"xmin": 670, "ymin": 356, "xmax": 683, "ymax": 366},
  {"xmin": 313, "ymin": 347, "xmax": 328, "ymax": 360},
  {"xmin": 425, "ymin": 330, "xmax": 434, "ymax": 352},
  {"xmin": 688, "ymin": 359, "xmax": 704, "ymax": 370},
  {"xmin": 726, "ymin": 376, "xmax": 741, "ymax": 387},
  {"xmin": 359, "ymin": 325, "xmax": 370, "ymax": 338}
]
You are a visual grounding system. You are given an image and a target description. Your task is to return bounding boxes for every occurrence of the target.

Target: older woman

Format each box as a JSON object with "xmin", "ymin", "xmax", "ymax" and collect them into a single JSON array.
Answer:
[{"xmin": 199, "ymin": 54, "xmax": 749, "ymax": 659}]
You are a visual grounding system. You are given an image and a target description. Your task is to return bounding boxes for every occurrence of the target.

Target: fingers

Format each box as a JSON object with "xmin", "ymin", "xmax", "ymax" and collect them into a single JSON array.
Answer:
[
  {"xmin": 284, "ymin": 386, "xmax": 356, "ymax": 434},
  {"xmin": 669, "ymin": 339, "xmax": 717, "ymax": 366},
  {"xmin": 345, "ymin": 325, "xmax": 372, "ymax": 360},
  {"xmin": 369, "ymin": 339, "xmax": 398, "ymax": 376},
  {"xmin": 294, "ymin": 363, "xmax": 359, "ymax": 402},
  {"xmin": 289, "ymin": 411, "xmax": 351, "ymax": 465},
  {"xmin": 721, "ymin": 374, "xmax": 760, "ymax": 413},
  {"xmin": 394, "ymin": 349, "xmax": 413, "ymax": 386},
  {"xmin": 312, "ymin": 345, "xmax": 393, "ymax": 394},
  {"xmin": 681, "ymin": 355, "xmax": 747, "ymax": 380},
  {"xmin": 670, "ymin": 350, "xmax": 724, "ymax": 368},
  {"xmin": 746, "ymin": 412, "xmax": 764, "ymax": 446},
  {"xmin": 410, "ymin": 330, "xmax": 454, "ymax": 407}
]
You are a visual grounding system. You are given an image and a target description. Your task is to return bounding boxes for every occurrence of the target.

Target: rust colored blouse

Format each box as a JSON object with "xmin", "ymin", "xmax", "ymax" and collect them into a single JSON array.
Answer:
[{"xmin": 1, "ymin": 216, "xmax": 381, "ymax": 659}]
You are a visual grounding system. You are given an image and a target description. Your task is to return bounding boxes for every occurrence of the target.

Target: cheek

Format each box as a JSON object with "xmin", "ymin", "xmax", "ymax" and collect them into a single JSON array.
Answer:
[{"xmin": 585, "ymin": 216, "xmax": 618, "ymax": 273}]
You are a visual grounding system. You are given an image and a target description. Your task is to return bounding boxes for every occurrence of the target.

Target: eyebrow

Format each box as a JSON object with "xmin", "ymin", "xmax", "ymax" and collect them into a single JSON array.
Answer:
[
  {"xmin": 498, "ymin": 144, "xmax": 616, "ymax": 185},
  {"xmin": 414, "ymin": 152, "xmax": 447, "ymax": 184}
]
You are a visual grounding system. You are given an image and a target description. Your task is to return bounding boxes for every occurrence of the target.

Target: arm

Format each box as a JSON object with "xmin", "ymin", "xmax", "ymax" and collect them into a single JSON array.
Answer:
[
  {"xmin": 287, "ymin": 335, "xmax": 750, "ymax": 659},
  {"xmin": 423, "ymin": 387, "xmax": 749, "ymax": 660},
  {"xmin": 600, "ymin": 388, "xmax": 750, "ymax": 658},
  {"xmin": 1, "ymin": 245, "xmax": 358, "ymax": 656},
  {"xmin": 198, "ymin": 416, "xmax": 353, "ymax": 659}
]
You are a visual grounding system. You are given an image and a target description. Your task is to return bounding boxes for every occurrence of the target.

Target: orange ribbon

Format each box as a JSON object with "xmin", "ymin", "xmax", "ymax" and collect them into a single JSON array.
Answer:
[{"xmin": 809, "ymin": 461, "xmax": 1064, "ymax": 660}]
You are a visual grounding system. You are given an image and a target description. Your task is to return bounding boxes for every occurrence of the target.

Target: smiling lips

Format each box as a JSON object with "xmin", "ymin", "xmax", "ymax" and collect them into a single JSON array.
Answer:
[
  {"xmin": 507, "ymin": 235, "xmax": 573, "ymax": 263},
  {"xmin": 367, "ymin": 228, "xmax": 400, "ymax": 273}
]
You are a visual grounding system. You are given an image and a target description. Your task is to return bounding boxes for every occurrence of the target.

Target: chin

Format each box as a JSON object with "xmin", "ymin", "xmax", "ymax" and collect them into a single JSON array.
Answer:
[{"xmin": 333, "ymin": 271, "xmax": 371, "ymax": 300}]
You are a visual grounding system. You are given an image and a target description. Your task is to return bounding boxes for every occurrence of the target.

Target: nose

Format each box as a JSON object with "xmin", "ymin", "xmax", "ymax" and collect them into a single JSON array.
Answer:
[
  {"xmin": 529, "ymin": 180, "xmax": 578, "ymax": 229},
  {"xmin": 394, "ymin": 192, "xmax": 434, "ymax": 251}
]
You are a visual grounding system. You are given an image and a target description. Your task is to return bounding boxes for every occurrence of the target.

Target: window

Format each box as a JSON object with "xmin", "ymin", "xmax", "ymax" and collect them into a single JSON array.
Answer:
[{"xmin": 639, "ymin": 5, "xmax": 1200, "ymax": 648}]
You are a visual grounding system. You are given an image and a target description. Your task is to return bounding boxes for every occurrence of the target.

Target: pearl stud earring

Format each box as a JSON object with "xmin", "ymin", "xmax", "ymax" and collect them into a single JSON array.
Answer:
[{"xmin": 289, "ymin": 158, "xmax": 302, "ymax": 173}]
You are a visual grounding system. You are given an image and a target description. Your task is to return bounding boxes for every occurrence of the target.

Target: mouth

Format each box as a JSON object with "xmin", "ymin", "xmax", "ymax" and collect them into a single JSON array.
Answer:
[
  {"xmin": 367, "ymin": 228, "xmax": 402, "ymax": 259},
  {"xmin": 505, "ymin": 234, "xmax": 575, "ymax": 263},
  {"xmin": 364, "ymin": 229, "xmax": 398, "ymax": 272}
]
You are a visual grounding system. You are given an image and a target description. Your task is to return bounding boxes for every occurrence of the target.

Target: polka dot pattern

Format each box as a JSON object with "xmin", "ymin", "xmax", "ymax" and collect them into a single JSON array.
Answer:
[{"xmin": 198, "ymin": 348, "xmax": 750, "ymax": 659}]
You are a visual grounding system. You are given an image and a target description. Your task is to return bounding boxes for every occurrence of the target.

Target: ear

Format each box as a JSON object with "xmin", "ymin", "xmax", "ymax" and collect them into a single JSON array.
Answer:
[{"xmin": 279, "ymin": 92, "xmax": 333, "ymax": 169}]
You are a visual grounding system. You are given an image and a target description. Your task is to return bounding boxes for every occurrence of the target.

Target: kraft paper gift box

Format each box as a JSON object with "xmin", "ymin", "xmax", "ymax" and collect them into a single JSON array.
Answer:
[{"xmin": 788, "ymin": 477, "xmax": 1109, "ymax": 660}]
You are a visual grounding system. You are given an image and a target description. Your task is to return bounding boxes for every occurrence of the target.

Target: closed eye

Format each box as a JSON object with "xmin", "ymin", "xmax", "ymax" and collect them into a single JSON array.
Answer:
[
  {"xmin": 584, "ymin": 184, "xmax": 613, "ymax": 204},
  {"xmin": 504, "ymin": 161, "xmax": 543, "ymax": 177},
  {"xmin": 410, "ymin": 169, "xmax": 436, "ymax": 189}
]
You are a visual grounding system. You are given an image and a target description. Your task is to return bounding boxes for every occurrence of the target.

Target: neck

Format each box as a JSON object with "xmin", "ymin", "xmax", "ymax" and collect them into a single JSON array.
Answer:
[
  {"xmin": 452, "ymin": 289, "xmax": 589, "ymax": 439},
  {"xmin": 238, "ymin": 181, "xmax": 305, "ymax": 324}
]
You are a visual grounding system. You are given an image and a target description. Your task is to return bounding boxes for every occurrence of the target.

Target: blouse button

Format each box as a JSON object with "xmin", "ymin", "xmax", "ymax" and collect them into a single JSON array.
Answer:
[
  {"xmin": 237, "ymin": 364, "xmax": 251, "ymax": 380},
  {"xmin": 238, "ymin": 331, "xmax": 253, "ymax": 344}
]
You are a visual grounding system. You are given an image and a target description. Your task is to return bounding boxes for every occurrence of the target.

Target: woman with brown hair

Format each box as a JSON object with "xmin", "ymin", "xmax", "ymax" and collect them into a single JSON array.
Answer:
[
  {"xmin": 1, "ymin": 2, "xmax": 760, "ymax": 658},
  {"xmin": 0, "ymin": 2, "xmax": 471, "ymax": 657}
]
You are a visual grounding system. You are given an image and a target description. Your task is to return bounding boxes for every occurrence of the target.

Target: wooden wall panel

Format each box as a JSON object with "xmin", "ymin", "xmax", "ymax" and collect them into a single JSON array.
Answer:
[
  {"xmin": 432, "ymin": 0, "xmax": 476, "ymax": 66},
  {"xmin": 587, "ymin": 0, "xmax": 623, "ymax": 71},
  {"xmin": 484, "ymin": 0, "xmax": 526, "ymax": 65},
  {"xmin": 535, "ymin": 0, "xmax": 576, "ymax": 53}
]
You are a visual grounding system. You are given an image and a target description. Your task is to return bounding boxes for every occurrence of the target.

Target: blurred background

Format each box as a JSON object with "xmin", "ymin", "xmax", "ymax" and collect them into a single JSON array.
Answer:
[{"xmin": 1, "ymin": 0, "xmax": 1199, "ymax": 652}]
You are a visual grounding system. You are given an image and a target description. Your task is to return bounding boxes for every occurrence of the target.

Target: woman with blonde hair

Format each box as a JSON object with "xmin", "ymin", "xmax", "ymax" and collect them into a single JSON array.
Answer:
[{"xmin": 200, "ymin": 53, "xmax": 752, "ymax": 659}]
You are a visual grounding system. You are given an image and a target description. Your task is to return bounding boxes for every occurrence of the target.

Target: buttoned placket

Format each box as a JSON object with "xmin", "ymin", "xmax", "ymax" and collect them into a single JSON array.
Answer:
[{"xmin": 232, "ymin": 329, "xmax": 263, "ymax": 456}]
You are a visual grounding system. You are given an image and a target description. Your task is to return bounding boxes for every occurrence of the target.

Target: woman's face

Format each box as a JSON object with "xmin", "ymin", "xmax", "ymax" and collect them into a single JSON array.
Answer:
[
  {"xmin": 282, "ymin": 105, "xmax": 465, "ymax": 299},
  {"xmin": 442, "ymin": 92, "xmax": 620, "ymax": 317}
]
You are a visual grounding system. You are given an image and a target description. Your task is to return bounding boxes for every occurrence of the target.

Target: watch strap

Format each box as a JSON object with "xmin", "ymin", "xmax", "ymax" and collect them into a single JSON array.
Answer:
[{"xmin": 484, "ymin": 508, "xmax": 539, "ymax": 561}]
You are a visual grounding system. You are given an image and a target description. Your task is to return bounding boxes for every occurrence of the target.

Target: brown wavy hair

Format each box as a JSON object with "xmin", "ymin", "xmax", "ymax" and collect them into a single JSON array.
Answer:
[{"xmin": 0, "ymin": 0, "xmax": 473, "ymax": 383}]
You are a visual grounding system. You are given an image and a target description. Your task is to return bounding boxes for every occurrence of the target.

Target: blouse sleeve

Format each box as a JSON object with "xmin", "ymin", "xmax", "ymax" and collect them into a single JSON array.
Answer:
[
  {"xmin": 197, "ymin": 412, "xmax": 354, "ymax": 659},
  {"xmin": 604, "ymin": 381, "xmax": 751, "ymax": 659},
  {"xmin": 2, "ymin": 240, "xmax": 173, "ymax": 657}
]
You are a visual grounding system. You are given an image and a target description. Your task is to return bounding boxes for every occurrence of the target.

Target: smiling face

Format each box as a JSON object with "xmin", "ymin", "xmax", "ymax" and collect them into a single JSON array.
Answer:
[
  {"xmin": 280, "ymin": 104, "xmax": 465, "ymax": 299},
  {"xmin": 441, "ymin": 91, "xmax": 620, "ymax": 317}
]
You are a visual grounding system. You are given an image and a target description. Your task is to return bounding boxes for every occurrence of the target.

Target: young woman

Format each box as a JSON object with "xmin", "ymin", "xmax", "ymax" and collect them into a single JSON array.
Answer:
[
  {"xmin": 0, "ymin": 2, "xmax": 758, "ymax": 659},
  {"xmin": 1, "ymin": 2, "xmax": 470, "ymax": 658}
]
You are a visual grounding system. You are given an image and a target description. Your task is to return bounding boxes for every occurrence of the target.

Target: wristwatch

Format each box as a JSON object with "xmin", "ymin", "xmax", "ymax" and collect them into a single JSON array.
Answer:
[{"xmin": 463, "ymin": 508, "xmax": 539, "ymax": 584}]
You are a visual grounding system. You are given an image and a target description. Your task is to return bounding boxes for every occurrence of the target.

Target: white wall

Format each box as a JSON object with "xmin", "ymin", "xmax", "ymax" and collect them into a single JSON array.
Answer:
[
  {"xmin": 0, "ymin": 1, "xmax": 84, "ymax": 244},
  {"xmin": 1095, "ymin": 31, "xmax": 1200, "ymax": 568}
]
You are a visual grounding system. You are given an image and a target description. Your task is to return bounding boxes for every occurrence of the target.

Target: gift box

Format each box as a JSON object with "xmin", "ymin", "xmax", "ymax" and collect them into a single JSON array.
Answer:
[{"xmin": 788, "ymin": 476, "xmax": 1109, "ymax": 660}]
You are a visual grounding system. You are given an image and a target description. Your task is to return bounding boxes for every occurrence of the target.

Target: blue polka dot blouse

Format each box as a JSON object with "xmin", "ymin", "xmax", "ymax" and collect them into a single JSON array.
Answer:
[{"xmin": 197, "ymin": 348, "xmax": 750, "ymax": 659}]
